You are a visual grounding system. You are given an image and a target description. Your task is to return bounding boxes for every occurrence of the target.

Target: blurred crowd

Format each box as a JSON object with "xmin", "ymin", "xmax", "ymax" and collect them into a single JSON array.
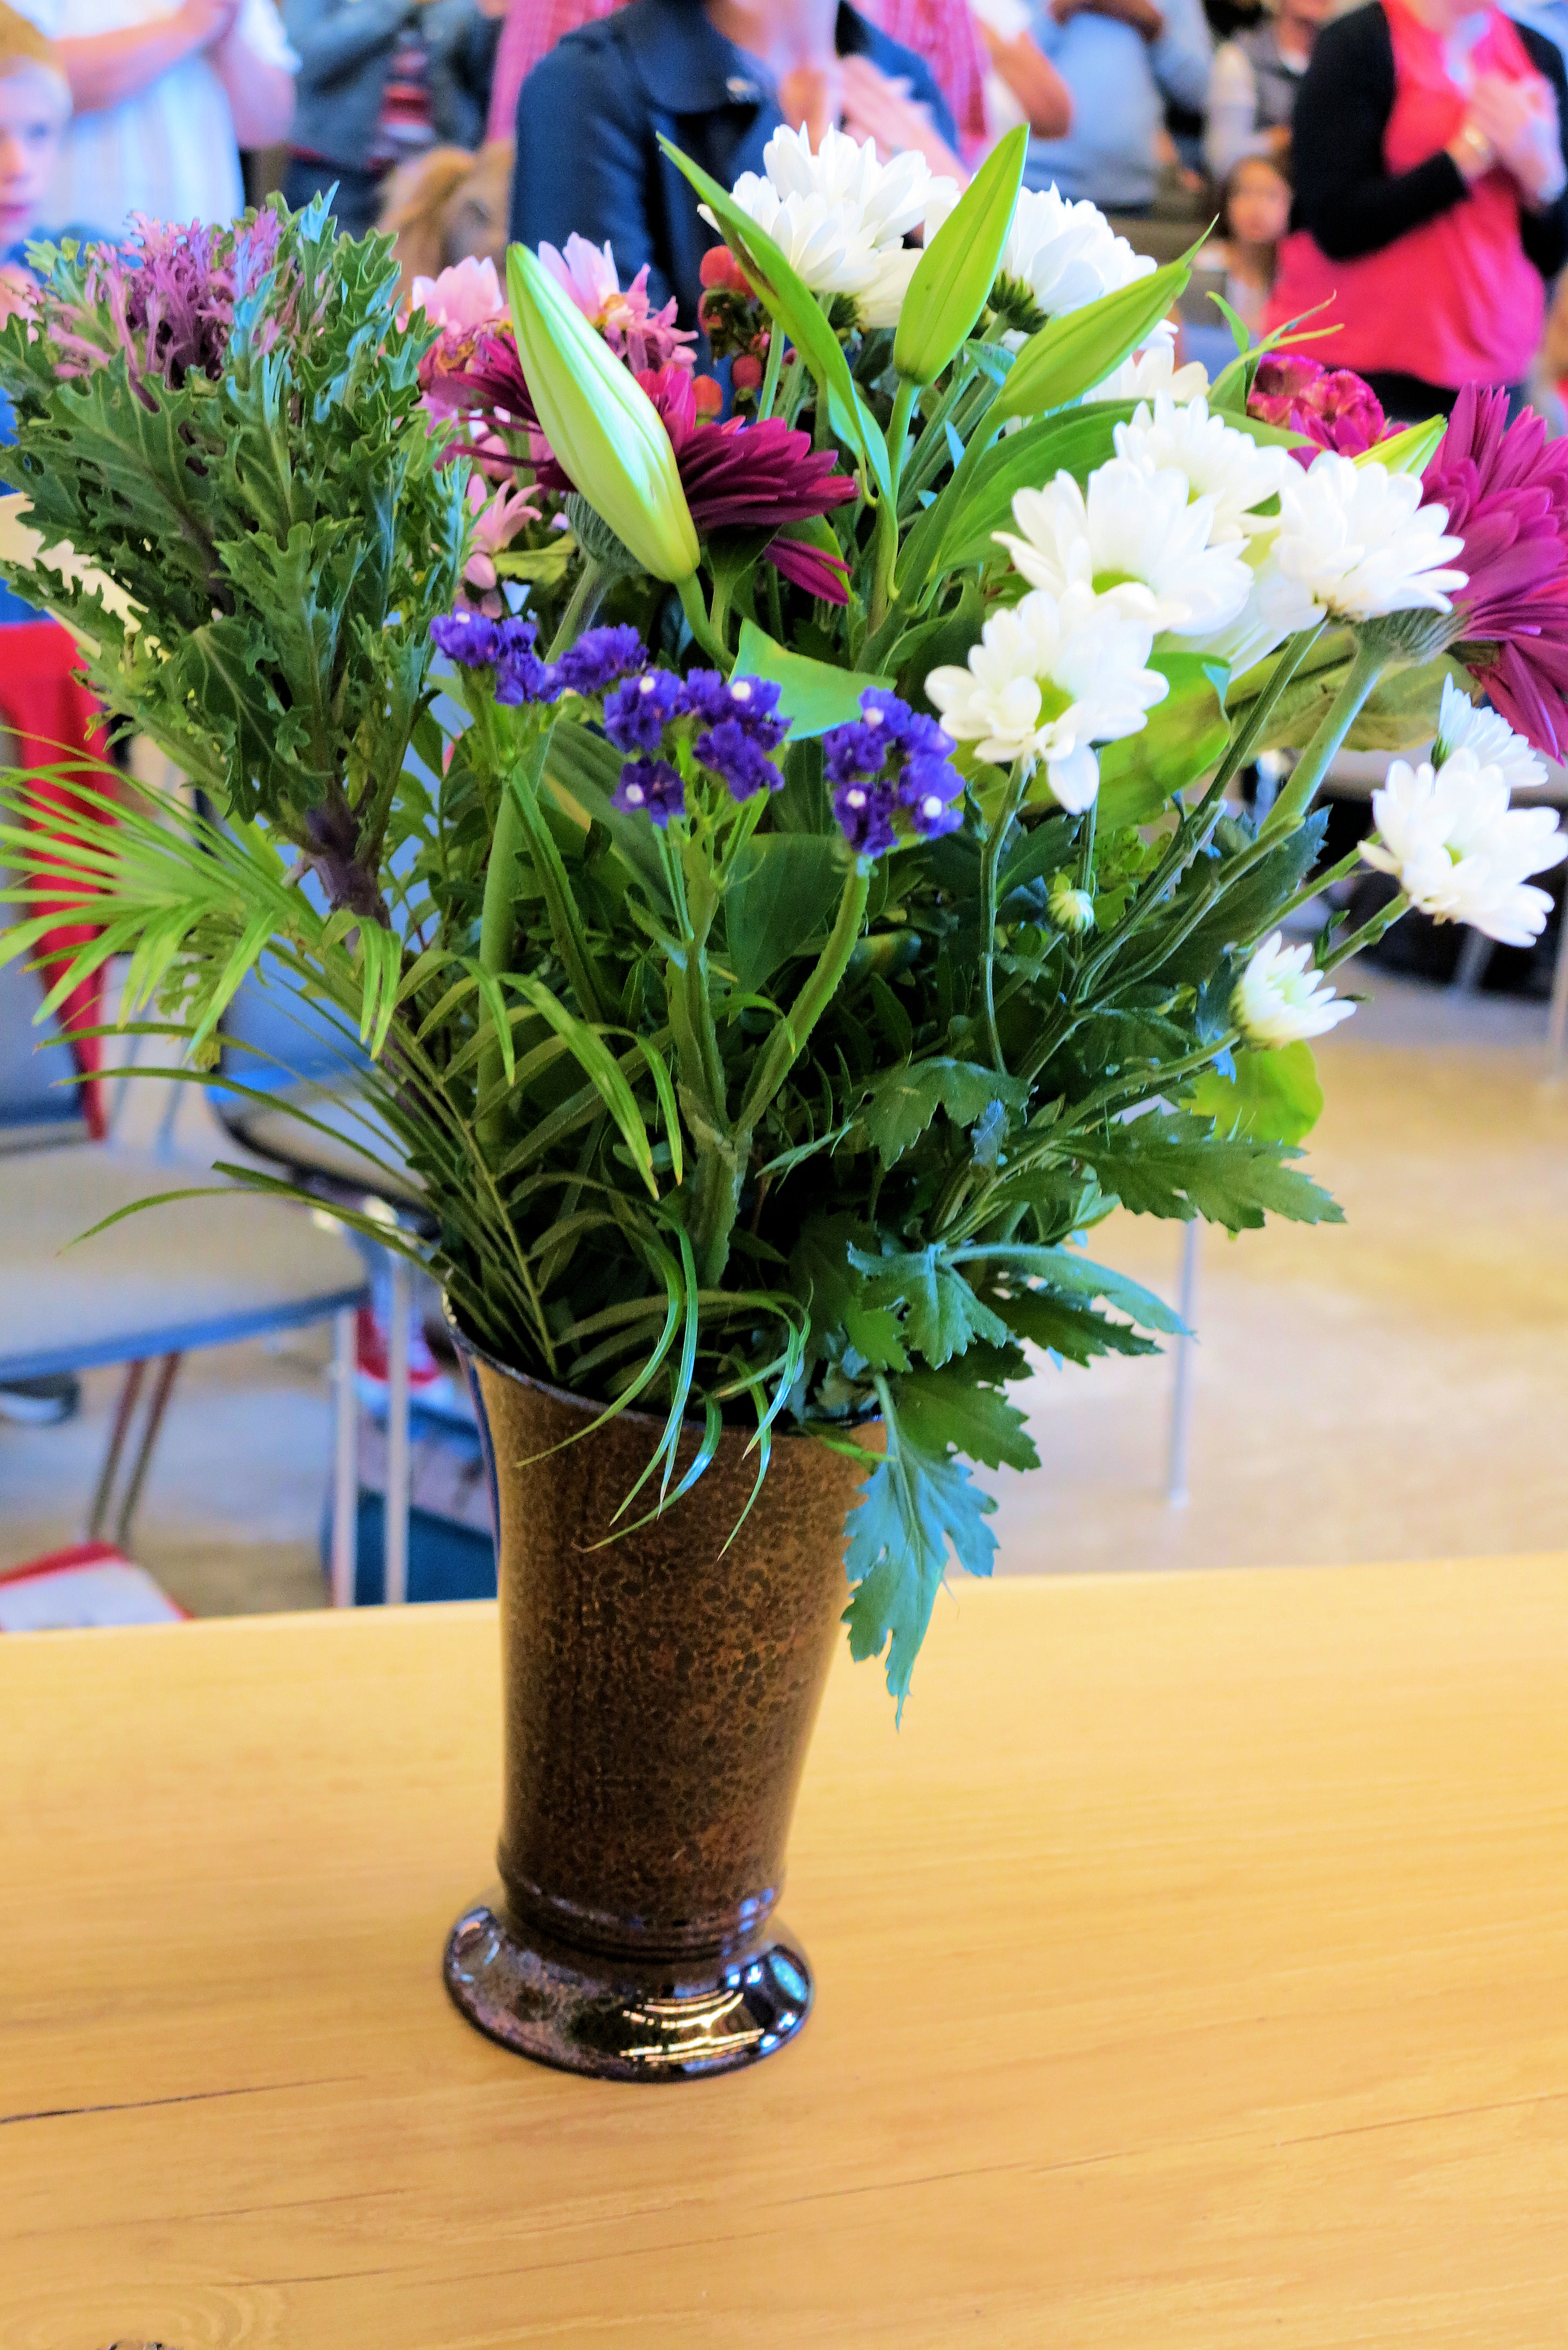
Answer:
[{"xmin": 3, "ymin": 0, "xmax": 1568, "ymax": 417}]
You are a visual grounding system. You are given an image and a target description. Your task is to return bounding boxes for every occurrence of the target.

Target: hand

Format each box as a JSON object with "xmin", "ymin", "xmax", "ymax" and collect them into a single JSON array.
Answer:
[
  {"xmin": 175, "ymin": 0, "xmax": 240, "ymax": 50},
  {"xmin": 777, "ymin": 59, "xmax": 844, "ymax": 148},
  {"xmin": 1470, "ymin": 71, "xmax": 1566, "ymax": 206},
  {"xmin": 839, "ymin": 53, "xmax": 966, "ymax": 180}
]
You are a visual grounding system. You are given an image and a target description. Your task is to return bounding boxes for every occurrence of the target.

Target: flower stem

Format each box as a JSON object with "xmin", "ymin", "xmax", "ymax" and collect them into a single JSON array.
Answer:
[
  {"xmin": 548, "ymin": 556, "xmax": 607, "ymax": 658},
  {"xmin": 1259, "ymin": 634, "xmax": 1389, "ymax": 841},
  {"xmin": 981, "ymin": 759, "xmax": 1031, "ymax": 1075},
  {"xmin": 476, "ymin": 724, "xmax": 550, "ymax": 1161},
  {"xmin": 1321, "ymin": 888, "xmax": 1410, "ymax": 974},
  {"xmin": 676, "ymin": 570, "xmax": 729, "ymax": 667},
  {"xmin": 756, "ymin": 327, "xmax": 786, "ymax": 424}
]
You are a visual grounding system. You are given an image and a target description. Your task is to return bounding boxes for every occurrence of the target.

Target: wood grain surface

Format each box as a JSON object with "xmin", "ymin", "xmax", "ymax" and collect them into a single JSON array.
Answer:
[{"xmin": 2, "ymin": 1562, "xmax": 1566, "ymax": 2348}]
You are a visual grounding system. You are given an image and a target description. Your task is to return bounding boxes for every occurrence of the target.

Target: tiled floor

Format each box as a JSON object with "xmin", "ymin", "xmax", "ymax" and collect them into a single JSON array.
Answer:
[{"xmin": 3, "ymin": 970, "xmax": 1566, "ymax": 1611}]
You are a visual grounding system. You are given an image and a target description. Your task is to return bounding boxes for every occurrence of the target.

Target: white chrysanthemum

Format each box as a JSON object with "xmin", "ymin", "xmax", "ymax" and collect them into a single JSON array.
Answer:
[
  {"xmin": 1182, "ymin": 537, "xmax": 1325, "ymax": 680},
  {"xmin": 1097, "ymin": 318, "xmax": 1208, "ymax": 404},
  {"xmin": 996, "ymin": 460, "xmax": 1254, "ymax": 638},
  {"xmin": 716, "ymin": 124, "xmax": 957, "ymax": 307},
  {"xmin": 924, "ymin": 582, "xmax": 1168, "ymax": 810},
  {"xmin": 1273, "ymin": 453, "xmax": 1468, "ymax": 622},
  {"xmin": 1361, "ymin": 748, "xmax": 1567, "ymax": 946},
  {"xmin": 1233, "ymin": 933, "xmax": 1355, "ymax": 1046},
  {"xmin": 1432, "ymin": 673, "xmax": 1547, "ymax": 793},
  {"xmin": 992, "ymin": 182, "xmax": 1154, "ymax": 320},
  {"xmin": 1114, "ymin": 393, "xmax": 1294, "ymax": 543}
]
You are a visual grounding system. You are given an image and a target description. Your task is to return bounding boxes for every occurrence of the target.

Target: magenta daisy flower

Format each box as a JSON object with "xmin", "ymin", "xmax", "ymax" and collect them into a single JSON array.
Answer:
[{"xmin": 1422, "ymin": 384, "xmax": 1568, "ymax": 759}]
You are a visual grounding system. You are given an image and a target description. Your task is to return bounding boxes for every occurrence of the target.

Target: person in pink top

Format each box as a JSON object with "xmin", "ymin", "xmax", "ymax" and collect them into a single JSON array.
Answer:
[
  {"xmin": 1267, "ymin": 0, "xmax": 1568, "ymax": 422},
  {"xmin": 487, "ymin": 0, "xmax": 991, "ymax": 157}
]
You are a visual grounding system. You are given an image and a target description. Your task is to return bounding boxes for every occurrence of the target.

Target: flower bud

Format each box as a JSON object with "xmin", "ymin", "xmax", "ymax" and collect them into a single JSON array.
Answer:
[
  {"xmin": 1047, "ymin": 873, "xmax": 1096, "ymax": 934},
  {"xmin": 506, "ymin": 242, "xmax": 700, "ymax": 584}
]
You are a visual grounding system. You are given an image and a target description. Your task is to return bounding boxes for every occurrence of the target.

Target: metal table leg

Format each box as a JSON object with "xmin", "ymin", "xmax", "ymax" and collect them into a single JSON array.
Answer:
[
  {"xmin": 1166, "ymin": 1221, "xmax": 1202, "ymax": 1509},
  {"xmin": 384, "ymin": 1255, "xmax": 411, "ymax": 1606},
  {"xmin": 330, "ymin": 1305, "xmax": 359, "ymax": 1608}
]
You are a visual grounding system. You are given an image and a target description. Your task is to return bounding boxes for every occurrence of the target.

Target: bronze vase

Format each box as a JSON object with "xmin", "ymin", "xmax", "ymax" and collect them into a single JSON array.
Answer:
[{"xmin": 443, "ymin": 1313, "xmax": 870, "ymax": 2082}]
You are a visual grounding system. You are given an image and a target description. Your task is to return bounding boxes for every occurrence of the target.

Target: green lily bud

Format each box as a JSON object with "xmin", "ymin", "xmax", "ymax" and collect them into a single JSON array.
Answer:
[
  {"xmin": 893, "ymin": 125, "xmax": 1028, "ymax": 390},
  {"xmin": 1047, "ymin": 873, "xmax": 1096, "ymax": 935},
  {"xmin": 1356, "ymin": 417, "xmax": 1447, "ymax": 477},
  {"xmin": 506, "ymin": 243, "xmax": 700, "ymax": 584}
]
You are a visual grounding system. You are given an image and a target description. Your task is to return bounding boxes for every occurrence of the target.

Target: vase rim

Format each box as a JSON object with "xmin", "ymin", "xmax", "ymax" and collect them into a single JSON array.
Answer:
[{"xmin": 443, "ymin": 1295, "xmax": 880, "ymax": 1448}]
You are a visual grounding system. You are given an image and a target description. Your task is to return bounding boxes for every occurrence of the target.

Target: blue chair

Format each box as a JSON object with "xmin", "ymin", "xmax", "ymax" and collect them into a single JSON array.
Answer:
[{"xmin": 1, "ymin": 895, "xmax": 370, "ymax": 1575}]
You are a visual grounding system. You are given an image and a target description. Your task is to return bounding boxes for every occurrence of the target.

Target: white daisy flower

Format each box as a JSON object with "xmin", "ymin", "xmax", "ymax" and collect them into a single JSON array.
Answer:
[
  {"xmin": 1360, "ymin": 748, "xmax": 1567, "ymax": 946},
  {"xmin": 715, "ymin": 124, "xmax": 957, "ymax": 309},
  {"xmin": 1113, "ymin": 393, "xmax": 1294, "ymax": 543},
  {"xmin": 1432, "ymin": 674, "xmax": 1547, "ymax": 794},
  {"xmin": 1182, "ymin": 537, "xmax": 1325, "ymax": 681},
  {"xmin": 1232, "ymin": 932, "xmax": 1355, "ymax": 1046},
  {"xmin": 1096, "ymin": 318, "xmax": 1209, "ymax": 405},
  {"xmin": 1272, "ymin": 453, "xmax": 1468, "ymax": 622},
  {"xmin": 990, "ymin": 182, "xmax": 1154, "ymax": 321},
  {"xmin": 996, "ymin": 460, "xmax": 1254, "ymax": 638},
  {"xmin": 924, "ymin": 581, "xmax": 1169, "ymax": 810}
]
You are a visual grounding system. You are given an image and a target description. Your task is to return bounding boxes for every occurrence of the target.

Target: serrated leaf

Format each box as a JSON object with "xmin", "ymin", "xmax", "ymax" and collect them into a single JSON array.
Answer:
[
  {"xmin": 849, "ymin": 1243, "xmax": 1013, "ymax": 1365},
  {"xmin": 843, "ymin": 1407, "xmax": 996, "ymax": 1711},
  {"xmin": 1074, "ymin": 1109, "xmax": 1342, "ymax": 1230},
  {"xmin": 855, "ymin": 1056, "xmax": 1028, "ymax": 1169},
  {"xmin": 1002, "ymin": 1288, "xmax": 1162, "ymax": 1365},
  {"xmin": 893, "ymin": 1358, "xmax": 1039, "ymax": 1470}
]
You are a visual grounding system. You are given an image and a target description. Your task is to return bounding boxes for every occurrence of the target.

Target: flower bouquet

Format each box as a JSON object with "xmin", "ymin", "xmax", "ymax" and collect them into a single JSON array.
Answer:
[{"xmin": 3, "ymin": 139, "xmax": 1564, "ymax": 2077}]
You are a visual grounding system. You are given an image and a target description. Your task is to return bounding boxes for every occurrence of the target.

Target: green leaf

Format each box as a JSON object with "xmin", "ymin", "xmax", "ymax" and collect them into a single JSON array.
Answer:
[
  {"xmin": 954, "ymin": 1242, "xmax": 1185, "ymax": 1334},
  {"xmin": 1074, "ymin": 1109, "xmax": 1343, "ymax": 1230},
  {"xmin": 893, "ymin": 1355, "xmax": 1039, "ymax": 1471},
  {"xmin": 1001, "ymin": 1289, "xmax": 1162, "ymax": 1365},
  {"xmin": 1152, "ymin": 812, "xmax": 1327, "ymax": 985},
  {"xmin": 850, "ymin": 1243, "xmax": 1013, "ymax": 1366},
  {"xmin": 854, "ymin": 1056, "xmax": 1028, "ymax": 1169},
  {"xmin": 724, "ymin": 834, "xmax": 843, "ymax": 994},
  {"xmin": 543, "ymin": 715, "xmax": 670, "ymax": 906},
  {"xmin": 1188, "ymin": 1042, "xmax": 1323, "ymax": 1146},
  {"xmin": 1249, "ymin": 653, "xmax": 1462, "ymax": 757},
  {"xmin": 660, "ymin": 137, "xmax": 890, "ymax": 499},
  {"xmin": 790, "ymin": 1213, "xmax": 910, "ymax": 1369},
  {"xmin": 993, "ymin": 255, "xmax": 1193, "ymax": 422},
  {"xmin": 894, "ymin": 125, "xmax": 1028, "ymax": 387},
  {"xmin": 1094, "ymin": 653, "xmax": 1230, "ymax": 827},
  {"xmin": 843, "ymin": 1404, "xmax": 996, "ymax": 1712},
  {"xmin": 732, "ymin": 618, "xmax": 890, "ymax": 737}
]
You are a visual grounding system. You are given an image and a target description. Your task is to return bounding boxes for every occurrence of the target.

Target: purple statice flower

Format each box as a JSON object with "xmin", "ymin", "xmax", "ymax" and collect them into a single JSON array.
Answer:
[
  {"xmin": 680, "ymin": 670, "xmax": 783, "ymax": 731},
  {"xmin": 495, "ymin": 638, "xmax": 562, "ymax": 706},
  {"xmin": 430, "ymin": 609, "xmax": 503, "ymax": 666},
  {"xmin": 613, "ymin": 757, "xmax": 686, "ymax": 827},
  {"xmin": 555, "ymin": 624, "xmax": 646, "ymax": 697},
  {"xmin": 833, "ymin": 779, "xmax": 898, "ymax": 859},
  {"xmin": 603, "ymin": 667, "xmax": 687, "ymax": 752},
  {"xmin": 695, "ymin": 718, "xmax": 784, "ymax": 800},
  {"xmin": 823, "ymin": 689, "xmax": 964, "ymax": 847}
]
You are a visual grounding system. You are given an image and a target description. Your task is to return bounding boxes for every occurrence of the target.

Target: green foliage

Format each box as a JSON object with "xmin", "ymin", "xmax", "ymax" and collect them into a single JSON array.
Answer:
[{"xmin": 1189, "ymin": 1042, "xmax": 1324, "ymax": 1146}]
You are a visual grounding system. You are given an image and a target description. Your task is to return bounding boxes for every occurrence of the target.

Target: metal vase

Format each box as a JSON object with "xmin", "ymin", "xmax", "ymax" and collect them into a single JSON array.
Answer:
[{"xmin": 443, "ymin": 1312, "xmax": 870, "ymax": 2082}]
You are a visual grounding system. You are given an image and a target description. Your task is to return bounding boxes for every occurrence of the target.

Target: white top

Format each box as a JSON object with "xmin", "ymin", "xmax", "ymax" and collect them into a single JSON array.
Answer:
[{"xmin": 13, "ymin": 0, "xmax": 298, "ymax": 233}]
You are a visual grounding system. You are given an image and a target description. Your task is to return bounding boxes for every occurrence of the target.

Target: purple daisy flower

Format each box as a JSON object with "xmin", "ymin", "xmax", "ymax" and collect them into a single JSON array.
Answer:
[
  {"xmin": 695, "ymin": 718, "xmax": 785, "ymax": 799},
  {"xmin": 430, "ymin": 610, "xmax": 503, "ymax": 667},
  {"xmin": 833, "ymin": 778, "xmax": 898, "ymax": 859},
  {"xmin": 613, "ymin": 757, "xmax": 686, "ymax": 827},
  {"xmin": 603, "ymin": 667, "xmax": 688, "ymax": 752},
  {"xmin": 555, "ymin": 624, "xmax": 647, "ymax": 697}
]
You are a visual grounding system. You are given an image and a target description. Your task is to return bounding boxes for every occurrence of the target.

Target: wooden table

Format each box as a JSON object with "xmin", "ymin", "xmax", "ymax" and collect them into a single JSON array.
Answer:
[{"xmin": 3, "ymin": 1563, "xmax": 1566, "ymax": 2348}]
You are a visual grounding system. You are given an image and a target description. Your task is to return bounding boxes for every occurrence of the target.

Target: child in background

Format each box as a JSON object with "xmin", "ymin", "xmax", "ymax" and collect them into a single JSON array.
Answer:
[{"xmin": 1217, "ymin": 151, "xmax": 1290, "ymax": 336}]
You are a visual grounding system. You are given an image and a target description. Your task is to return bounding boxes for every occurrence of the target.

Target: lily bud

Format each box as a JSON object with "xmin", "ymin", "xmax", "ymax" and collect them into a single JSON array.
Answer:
[
  {"xmin": 1356, "ymin": 418, "xmax": 1447, "ymax": 477},
  {"xmin": 893, "ymin": 126, "xmax": 1028, "ymax": 390},
  {"xmin": 506, "ymin": 242, "xmax": 700, "ymax": 584},
  {"xmin": 1047, "ymin": 873, "xmax": 1096, "ymax": 935}
]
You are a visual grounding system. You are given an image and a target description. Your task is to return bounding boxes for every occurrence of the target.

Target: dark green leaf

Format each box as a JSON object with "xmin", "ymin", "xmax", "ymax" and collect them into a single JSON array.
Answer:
[
  {"xmin": 850, "ymin": 1242, "xmax": 1013, "ymax": 1365},
  {"xmin": 855, "ymin": 1056, "xmax": 1028, "ymax": 1169},
  {"xmin": 843, "ymin": 1408, "xmax": 997, "ymax": 1711},
  {"xmin": 724, "ymin": 833, "xmax": 843, "ymax": 994},
  {"xmin": 893, "ymin": 1356, "xmax": 1039, "ymax": 1470},
  {"xmin": 1074, "ymin": 1109, "xmax": 1342, "ymax": 1230}
]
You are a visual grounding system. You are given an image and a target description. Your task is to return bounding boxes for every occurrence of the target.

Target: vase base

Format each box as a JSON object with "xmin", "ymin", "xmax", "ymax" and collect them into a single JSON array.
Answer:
[{"xmin": 443, "ymin": 1899, "xmax": 814, "ymax": 2081}]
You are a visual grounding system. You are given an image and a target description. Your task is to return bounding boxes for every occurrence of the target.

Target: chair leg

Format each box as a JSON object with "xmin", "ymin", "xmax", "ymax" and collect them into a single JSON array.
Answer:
[
  {"xmin": 1451, "ymin": 927, "xmax": 1493, "ymax": 994},
  {"xmin": 113, "ymin": 1353, "xmax": 181, "ymax": 1550},
  {"xmin": 1166, "ymin": 1221, "xmax": 1202, "ymax": 1509},
  {"xmin": 1546, "ymin": 897, "xmax": 1568, "ymax": 1075},
  {"xmin": 87, "ymin": 1359, "xmax": 146, "ymax": 1541},
  {"xmin": 383, "ymin": 1254, "xmax": 412, "ymax": 1606},
  {"xmin": 330, "ymin": 1305, "xmax": 359, "ymax": 1609}
]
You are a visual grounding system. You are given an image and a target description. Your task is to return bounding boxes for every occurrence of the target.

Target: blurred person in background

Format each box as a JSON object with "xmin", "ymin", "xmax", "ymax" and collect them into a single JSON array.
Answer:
[
  {"xmin": 13, "ymin": 0, "xmax": 294, "ymax": 227},
  {"xmin": 0, "ymin": 3, "xmax": 114, "ymax": 1160},
  {"xmin": 1018, "ymin": 0, "xmax": 1211, "ymax": 211},
  {"xmin": 490, "ymin": 0, "xmax": 987, "ymax": 159},
  {"xmin": 283, "ymin": 0, "xmax": 503, "ymax": 237},
  {"xmin": 1205, "ymin": 0, "xmax": 1330, "ymax": 182},
  {"xmin": 969, "ymin": 0, "xmax": 1073, "ymax": 144},
  {"xmin": 509, "ymin": 0, "xmax": 961, "ymax": 331},
  {"xmin": 1270, "ymin": 0, "xmax": 1568, "ymax": 419}
]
